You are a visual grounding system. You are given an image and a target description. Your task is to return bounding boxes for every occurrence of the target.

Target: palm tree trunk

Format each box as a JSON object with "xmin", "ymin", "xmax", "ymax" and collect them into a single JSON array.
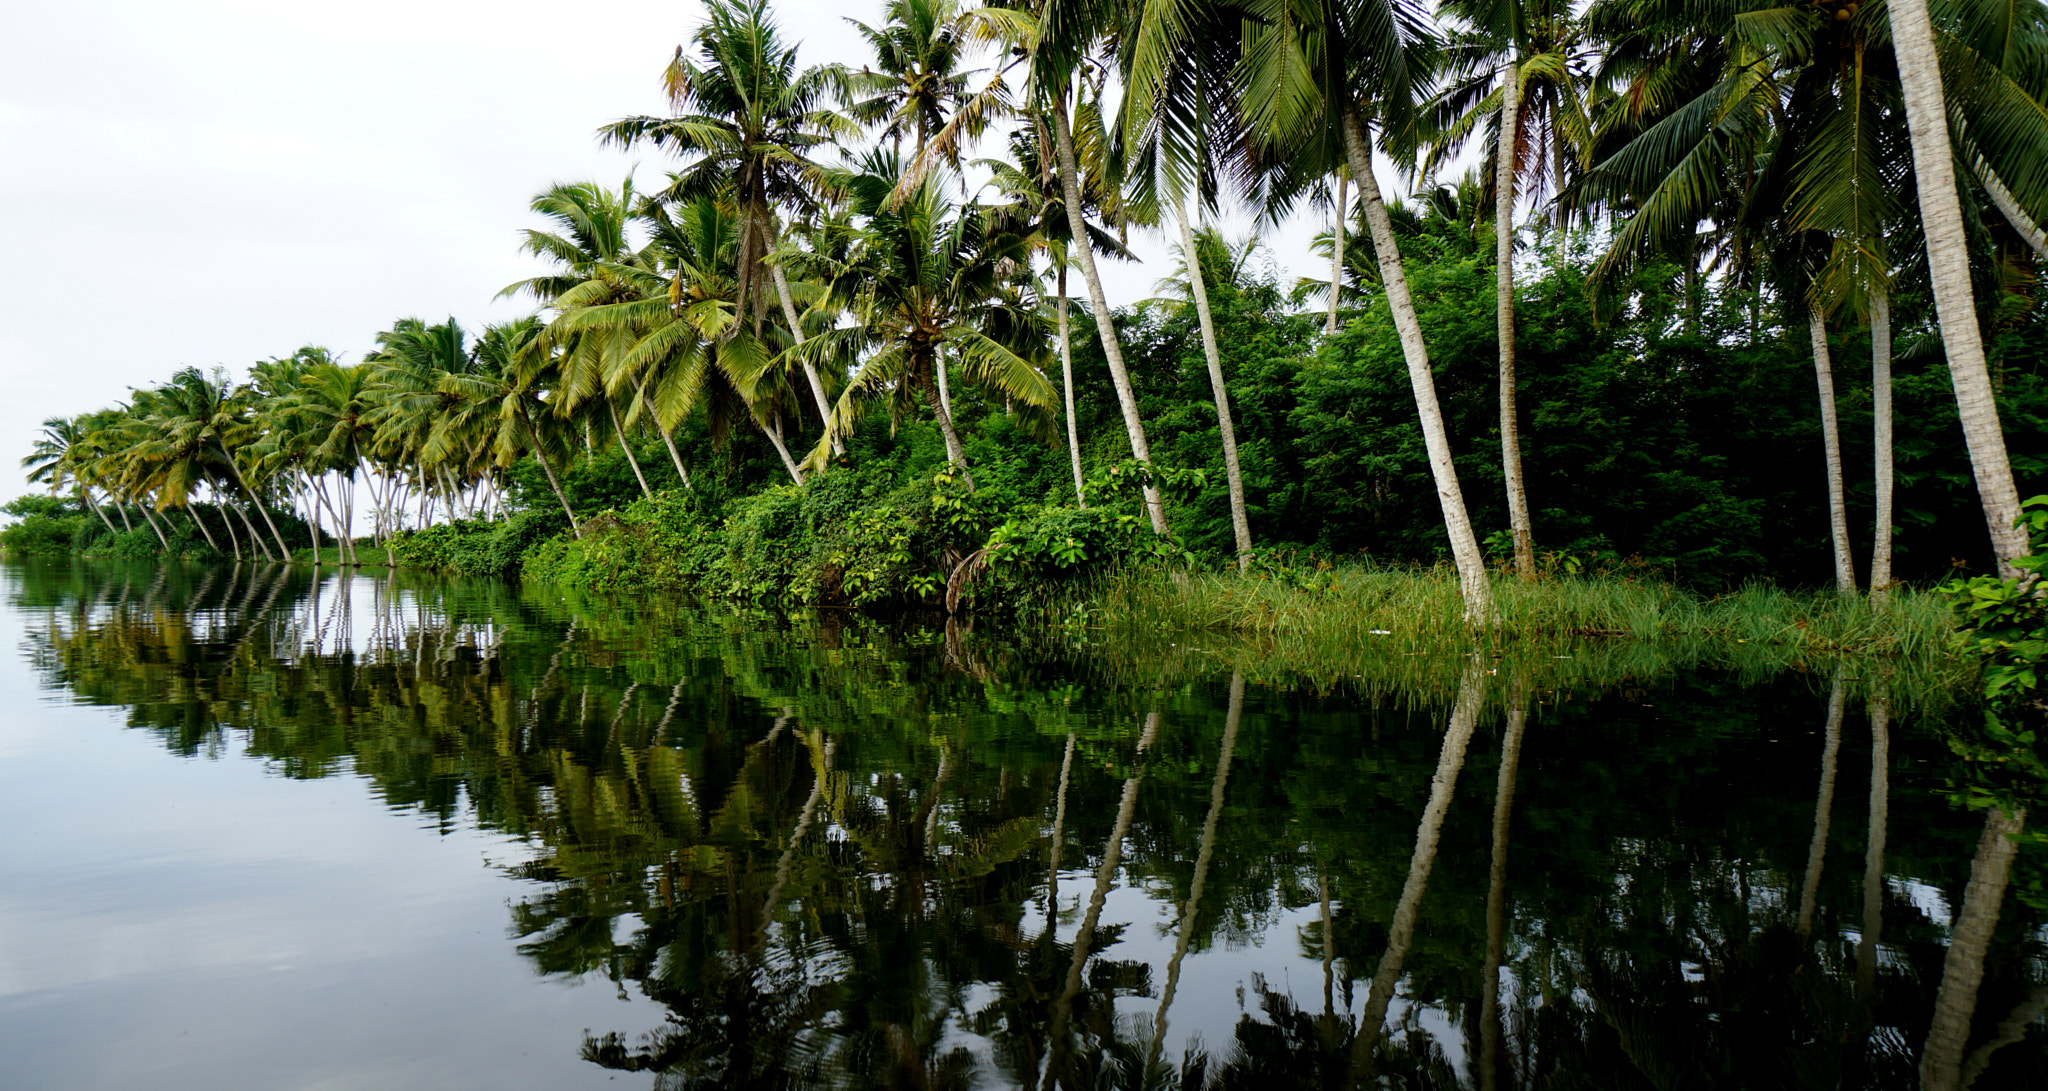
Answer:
[
  {"xmin": 233, "ymin": 499, "xmax": 275, "ymax": 561},
  {"xmin": 1921, "ymin": 805, "xmax": 2026, "ymax": 1091},
  {"xmin": 1890, "ymin": 0, "xmax": 2029, "ymax": 571},
  {"xmin": 114, "ymin": 501, "xmax": 133, "ymax": 532},
  {"xmin": 1974, "ymin": 159, "xmax": 2048, "ymax": 262},
  {"xmin": 609, "ymin": 399, "xmax": 655, "ymax": 502},
  {"xmin": 1341, "ymin": 108, "xmax": 1494, "ymax": 623},
  {"xmin": 1496, "ymin": 58, "xmax": 1536, "ymax": 580},
  {"xmin": 186, "ymin": 504, "xmax": 221, "ymax": 552},
  {"xmin": 219, "ymin": 442, "xmax": 291, "ymax": 559},
  {"xmin": 217, "ymin": 498, "xmax": 243, "ymax": 558},
  {"xmin": 81, "ymin": 489, "xmax": 117, "ymax": 533},
  {"xmin": 1177, "ymin": 202, "xmax": 1254, "ymax": 571},
  {"xmin": 137, "ymin": 499, "xmax": 170, "ymax": 549},
  {"xmin": 1327, "ymin": 173, "xmax": 1348, "ymax": 335},
  {"xmin": 1050, "ymin": 98, "xmax": 1170, "ymax": 537},
  {"xmin": 1797, "ymin": 670, "xmax": 1846, "ymax": 934},
  {"xmin": 520, "ymin": 412, "xmax": 582, "ymax": 539},
  {"xmin": 924, "ymin": 366, "xmax": 977, "ymax": 491},
  {"xmin": 759, "ymin": 416, "xmax": 807, "ymax": 486},
  {"xmin": 1348, "ymin": 657, "xmax": 1485, "ymax": 1082},
  {"xmin": 770, "ymin": 259, "xmax": 845, "ymax": 457},
  {"xmin": 1871, "ymin": 290, "xmax": 1895, "ymax": 606},
  {"xmin": 1809, "ymin": 312, "xmax": 1857, "ymax": 593},
  {"xmin": 1552, "ymin": 120, "xmax": 1568, "ymax": 233},
  {"xmin": 1057, "ymin": 264, "xmax": 1085, "ymax": 507},
  {"xmin": 642, "ymin": 387, "xmax": 692, "ymax": 489}
]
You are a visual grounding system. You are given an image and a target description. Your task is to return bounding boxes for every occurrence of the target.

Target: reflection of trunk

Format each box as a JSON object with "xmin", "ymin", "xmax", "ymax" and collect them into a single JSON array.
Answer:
[
  {"xmin": 1047, "ymin": 728, "xmax": 1077, "ymax": 929},
  {"xmin": 1920, "ymin": 805, "xmax": 2027, "ymax": 1091},
  {"xmin": 1178, "ymin": 203, "xmax": 1254, "ymax": 571},
  {"xmin": 1797, "ymin": 670, "xmax": 1846, "ymax": 935},
  {"xmin": 1870, "ymin": 291, "xmax": 1895, "ymax": 605},
  {"xmin": 1349, "ymin": 659, "xmax": 1486, "ymax": 1081},
  {"xmin": 1856, "ymin": 680, "xmax": 1889, "ymax": 1002},
  {"xmin": 763, "ymin": 737, "xmax": 835, "ymax": 927},
  {"xmin": 1042, "ymin": 711, "xmax": 1160, "ymax": 1091},
  {"xmin": 1480, "ymin": 684, "xmax": 1530, "ymax": 1091},
  {"xmin": 1149, "ymin": 673, "xmax": 1243, "ymax": 1065},
  {"xmin": 1809, "ymin": 314, "xmax": 1857, "ymax": 593},
  {"xmin": 1056, "ymin": 265, "xmax": 1085, "ymax": 507},
  {"xmin": 1340, "ymin": 108, "xmax": 1493, "ymax": 624},
  {"xmin": 1050, "ymin": 98, "xmax": 1169, "ymax": 536},
  {"xmin": 1962, "ymin": 987, "xmax": 2048, "ymax": 1088},
  {"xmin": 1496, "ymin": 55, "xmax": 1536, "ymax": 580}
]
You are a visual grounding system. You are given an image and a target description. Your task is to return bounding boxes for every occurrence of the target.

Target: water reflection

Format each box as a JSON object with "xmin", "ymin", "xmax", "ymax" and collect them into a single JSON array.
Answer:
[{"xmin": 10, "ymin": 557, "xmax": 2047, "ymax": 1089}]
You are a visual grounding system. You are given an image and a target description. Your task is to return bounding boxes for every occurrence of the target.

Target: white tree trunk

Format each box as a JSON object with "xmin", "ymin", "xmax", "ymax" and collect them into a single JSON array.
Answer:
[
  {"xmin": 609, "ymin": 398, "xmax": 655, "ymax": 501},
  {"xmin": 1051, "ymin": 100, "xmax": 1170, "ymax": 537},
  {"xmin": 771, "ymin": 258, "xmax": 845, "ymax": 456},
  {"xmin": 1870, "ymin": 290, "xmax": 1895, "ymax": 605},
  {"xmin": 760, "ymin": 416, "xmax": 807, "ymax": 486},
  {"xmin": 1057, "ymin": 264, "xmax": 1085, "ymax": 506},
  {"xmin": 1810, "ymin": 312, "xmax": 1858, "ymax": 593},
  {"xmin": 1178, "ymin": 202, "xmax": 1255, "ymax": 571},
  {"xmin": 1891, "ymin": 0, "xmax": 2029, "ymax": 572},
  {"xmin": 1975, "ymin": 158, "xmax": 2048, "ymax": 262},
  {"xmin": 1341, "ymin": 109, "xmax": 1494, "ymax": 623},
  {"xmin": 1495, "ymin": 57, "xmax": 1536, "ymax": 580},
  {"xmin": 1327, "ymin": 173, "xmax": 1347, "ymax": 336}
]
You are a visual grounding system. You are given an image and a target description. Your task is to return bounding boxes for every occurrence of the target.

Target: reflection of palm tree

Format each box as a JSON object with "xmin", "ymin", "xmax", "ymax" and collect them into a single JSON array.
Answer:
[
  {"xmin": 1920, "ymin": 804, "xmax": 2027, "ymax": 1091},
  {"xmin": 1797, "ymin": 669, "xmax": 1846, "ymax": 935},
  {"xmin": 1856, "ymin": 678, "xmax": 1889, "ymax": 1002},
  {"xmin": 1147, "ymin": 672, "xmax": 1243, "ymax": 1068},
  {"xmin": 1348, "ymin": 656, "xmax": 1486, "ymax": 1083},
  {"xmin": 1480, "ymin": 676, "xmax": 1529, "ymax": 1091}
]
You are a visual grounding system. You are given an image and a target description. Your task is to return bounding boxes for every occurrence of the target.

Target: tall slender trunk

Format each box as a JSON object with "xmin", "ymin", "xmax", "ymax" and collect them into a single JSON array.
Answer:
[
  {"xmin": 1856, "ymin": 680, "xmax": 1889, "ymax": 1002},
  {"xmin": 520, "ymin": 412, "xmax": 582, "ymax": 539},
  {"xmin": 770, "ymin": 257, "xmax": 845, "ymax": 456},
  {"xmin": 1921, "ymin": 805, "xmax": 2026, "ymax": 1091},
  {"xmin": 1975, "ymin": 159, "xmax": 2048, "ymax": 262},
  {"xmin": 219, "ymin": 442, "xmax": 290, "ymax": 558},
  {"xmin": 1178, "ymin": 201, "xmax": 1254, "ymax": 571},
  {"xmin": 760, "ymin": 416, "xmax": 807, "ymax": 486},
  {"xmin": 1496, "ymin": 57, "xmax": 1536, "ymax": 579},
  {"xmin": 1480, "ymin": 683, "xmax": 1529, "ymax": 1091},
  {"xmin": 1810, "ymin": 312, "xmax": 1857, "ymax": 593},
  {"xmin": 115, "ymin": 500, "xmax": 133, "ymax": 532},
  {"xmin": 642, "ymin": 387, "xmax": 692, "ymax": 489},
  {"xmin": 234, "ymin": 499, "xmax": 275, "ymax": 561},
  {"xmin": 81, "ymin": 489, "xmax": 116, "ymax": 533},
  {"xmin": 1327, "ymin": 173, "xmax": 1347, "ymax": 335},
  {"xmin": 1797, "ymin": 671, "xmax": 1846, "ymax": 934},
  {"xmin": 1050, "ymin": 98, "xmax": 1169, "ymax": 537},
  {"xmin": 609, "ymin": 398, "xmax": 655, "ymax": 502},
  {"xmin": 1341, "ymin": 108, "xmax": 1494, "ymax": 623},
  {"xmin": 924, "ymin": 365, "xmax": 976, "ymax": 491},
  {"xmin": 1891, "ymin": 0, "xmax": 2028, "ymax": 571},
  {"xmin": 1057, "ymin": 264, "xmax": 1085, "ymax": 507},
  {"xmin": 187, "ymin": 504, "xmax": 221, "ymax": 552},
  {"xmin": 1348, "ymin": 658, "xmax": 1485, "ymax": 1082},
  {"xmin": 137, "ymin": 500, "xmax": 170, "ymax": 549},
  {"xmin": 218, "ymin": 498, "xmax": 244, "ymax": 558},
  {"xmin": 1553, "ymin": 120, "xmax": 1568, "ymax": 233},
  {"xmin": 1871, "ymin": 290, "xmax": 1895, "ymax": 605}
]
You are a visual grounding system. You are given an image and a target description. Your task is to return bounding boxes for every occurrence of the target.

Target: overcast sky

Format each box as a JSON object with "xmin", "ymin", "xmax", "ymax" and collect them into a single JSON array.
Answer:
[{"xmin": 0, "ymin": 0, "xmax": 1344, "ymax": 506}]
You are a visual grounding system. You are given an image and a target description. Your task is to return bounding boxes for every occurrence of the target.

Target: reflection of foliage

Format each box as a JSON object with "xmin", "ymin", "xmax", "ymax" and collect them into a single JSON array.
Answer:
[{"xmin": 11, "ymin": 557, "xmax": 2048, "ymax": 1088}]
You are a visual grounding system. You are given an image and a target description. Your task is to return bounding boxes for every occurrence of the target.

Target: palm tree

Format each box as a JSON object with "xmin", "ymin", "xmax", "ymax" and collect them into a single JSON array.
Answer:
[
  {"xmin": 598, "ymin": 0, "xmax": 856, "ymax": 450},
  {"xmin": 795, "ymin": 158, "xmax": 1056, "ymax": 485},
  {"xmin": 22, "ymin": 416, "xmax": 118, "ymax": 534},
  {"xmin": 1237, "ymin": 0, "xmax": 1497, "ymax": 623},
  {"xmin": 136, "ymin": 367, "xmax": 291, "ymax": 560},
  {"xmin": 841, "ymin": 0, "xmax": 1002, "ymax": 164}
]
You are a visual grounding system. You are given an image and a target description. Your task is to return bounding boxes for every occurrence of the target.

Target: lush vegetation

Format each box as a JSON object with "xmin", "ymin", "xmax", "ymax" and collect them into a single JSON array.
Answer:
[{"xmin": 8, "ymin": 0, "xmax": 2048, "ymax": 628}]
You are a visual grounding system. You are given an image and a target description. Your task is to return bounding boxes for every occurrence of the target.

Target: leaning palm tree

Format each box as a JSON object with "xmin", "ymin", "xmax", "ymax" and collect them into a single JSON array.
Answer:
[
  {"xmin": 793, "ymin": 157, "xmax": 1056, "ymax": 486},
  {"xmin": 1236, "ymin": 0, "xmax": 1497, "ymax": 623},
  {"xmin": 22, "ymin": 416, "xmax": 118, "ymax": 534},
  {"xmin": 598, "ymin": 0, "xmax": 857, "ymax": 448},
  {"xmin": 134, "ymin": 367, "xmax": 291, "ymax": 560}
]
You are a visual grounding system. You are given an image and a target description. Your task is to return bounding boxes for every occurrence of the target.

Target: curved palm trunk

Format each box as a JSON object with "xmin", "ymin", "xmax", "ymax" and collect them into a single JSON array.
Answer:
[
  {"xmin": 1057, "ymin": 265, "xmax": 1085, "ymax": 506},
  {"xmin": 1871, "ymin": 291, "xmax": 1895, "ymax": 605},
  {"xmin": 1891, "ymin": 0, "xmax": 2028, "ymax": 571},
  {"xmin": 759, "ymin": 416, "xmax": 807, "ymax": 486},
  {"xmin": 137, "ymin": 499, "xmax": 171, "ymax": 550},
  {"xmin": 217, "ymin": 498, "xmax": 244, "ymax": 558},
  {"xmin": 1341, "ymin": 109, "xmax": 1494, "ymax": 623},
  {"xmin": 1975, "ymin": 159, "xmax": 2048, "ymax": 262},
  {"xmin": 1348, "ymin": 657, "xmax": 1485, "ymax": 1082},
  {"xmin": 81, "ymin": 489, "xmax": 116, "ymax": 533},
  {"xmin": 519, "ymin": 412, "xmax": 582, "ymax": 539},
  {"xmin": 1050, "ymin": 99, "xmax": 1170, "ymax": 537},
  {"xmin": 923, "ymin": 364, "xmax": 977, "ymax": 491},
  {"xmin": 1809, "ymin": 313, "xmax": 1857, "ymax": 593},
  {"xmin": 186, "ymin": 505, "xmax": 221, "ymax": 553},
  {"xmin": 1147, "ymin": 671, "xmax": 1242, "ymax": 1068},
  {"xmin": 608, "ymin": 399, "xmax": 655, "ymax": 502},
  {"xmin": 770, "ymin": 259, "xmax": 846, "ymax": 457},
  {"xmin": 642, "ymin": 388, "xmax": 692, "ymax": 490},
  {"xmin": 1178, "ymin": 203, "xmax": 1254, "ymax": 571},
  {"xmin": 1496, "ymin": 58, "xmax": 1537, "ymax": 580},
  {"xmin": 233, "ymin": 499, "xmax": 275, "ymax": 561},
  {"xmin": 219, "ymin": 442, "xmax": 291, "ymax": 559},
  {"xmin": 1921, "ymin": 804, "xmax": 2026, "ymax": 1091},
  {"xmin": 1327, "ymin": 173, "xmax": 1348, "ymax": 336}
]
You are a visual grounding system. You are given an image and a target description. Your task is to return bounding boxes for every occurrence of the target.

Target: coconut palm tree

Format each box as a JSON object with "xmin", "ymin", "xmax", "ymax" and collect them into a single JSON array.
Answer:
[
  {"xmin": 134, "ymin": 367, "xmax": 291, "ymax": 560},
  {"xmin": 22, "ymin": 416, "xmax": 118, "ymax": 534},
  {"xmin": 793, "ymin": 155, "xmax": 1055, "ymax": 485},
  {"xmin": 598, "ymin": 0, "xmax": 857, "ymax": 448},
  {"xmin": 1237, "ymin": 0, "xmax": 1497, "ymax": 623}
]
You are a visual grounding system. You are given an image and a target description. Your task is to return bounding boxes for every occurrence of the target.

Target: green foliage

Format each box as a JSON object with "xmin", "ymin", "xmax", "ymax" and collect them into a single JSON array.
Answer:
[
  {"xmin": 1940, "ymin": 496, "xmax": 2048, "ymax": 814},
  {"xmin": 390, "ymin": 510, "xmax": 569, "ymax": 578},
  {"xmin": 0, "ymin": 496, "xmax": 85, "ymax": 556}
]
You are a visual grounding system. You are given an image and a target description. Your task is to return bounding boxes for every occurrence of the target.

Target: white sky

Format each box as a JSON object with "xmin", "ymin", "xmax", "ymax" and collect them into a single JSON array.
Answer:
[{"xmin": 0, "ymin": 0, "xmax": 1346, "ymax": 507}]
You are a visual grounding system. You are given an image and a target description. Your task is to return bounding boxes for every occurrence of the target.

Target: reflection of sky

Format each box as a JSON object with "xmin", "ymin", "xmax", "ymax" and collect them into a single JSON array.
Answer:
[{"xmin": 0, "ymin": 596, "xmax": 664, "ymax": 1091}]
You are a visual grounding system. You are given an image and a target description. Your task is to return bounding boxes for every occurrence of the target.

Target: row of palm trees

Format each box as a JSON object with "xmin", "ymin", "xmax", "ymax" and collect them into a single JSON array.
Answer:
[{"xmin": 22, "ymin": 0, "xmax": 2048, "ymax": 618}]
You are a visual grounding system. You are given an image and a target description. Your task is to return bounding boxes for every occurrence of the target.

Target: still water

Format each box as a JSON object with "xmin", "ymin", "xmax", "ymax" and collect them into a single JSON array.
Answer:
[{"xmin": 1, "ymin": 557, "xmax": 2041, "ymax": 1089}]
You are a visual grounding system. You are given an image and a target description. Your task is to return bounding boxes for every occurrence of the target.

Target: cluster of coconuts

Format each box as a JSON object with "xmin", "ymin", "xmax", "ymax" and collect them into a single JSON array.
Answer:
[{"xmin": 1812, "ymin": 0, "xmax": 1860, "ymax": 20}]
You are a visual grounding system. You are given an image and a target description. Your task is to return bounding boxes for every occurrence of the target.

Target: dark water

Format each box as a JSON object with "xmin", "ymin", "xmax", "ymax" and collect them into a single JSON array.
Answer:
[{"xmin": 2, "ymin": 557, "xmax": 2042, "ymax": 1090}]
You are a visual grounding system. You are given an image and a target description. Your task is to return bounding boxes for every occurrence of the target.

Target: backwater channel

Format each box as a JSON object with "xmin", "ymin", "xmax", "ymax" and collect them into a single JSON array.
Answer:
[{"xmin": 1, "ymin": 557, "xmax": 2043, "ymax": 1089}]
